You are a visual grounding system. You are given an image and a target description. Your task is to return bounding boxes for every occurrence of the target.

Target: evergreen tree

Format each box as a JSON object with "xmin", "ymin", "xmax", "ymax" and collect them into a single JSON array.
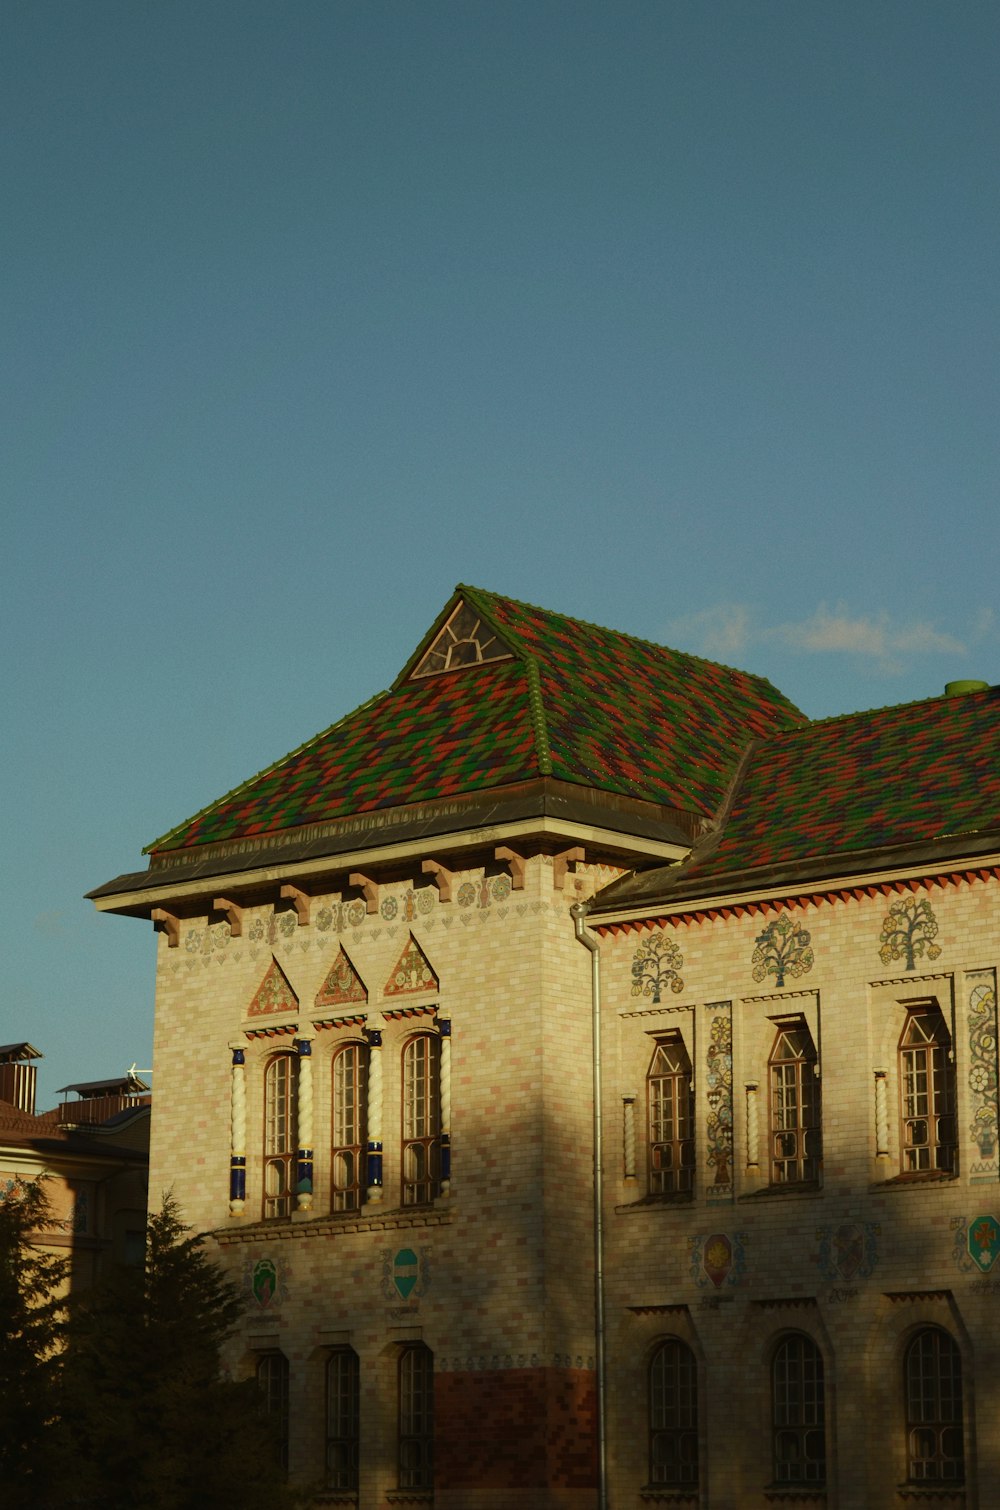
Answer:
[
  {"xmin": 0, "ymin": 1177, "xmax": 68, "ymax": 1510},
  {"xmin": 59, "ymin": 1194, "xmax": 303, "ymax": 1509}
]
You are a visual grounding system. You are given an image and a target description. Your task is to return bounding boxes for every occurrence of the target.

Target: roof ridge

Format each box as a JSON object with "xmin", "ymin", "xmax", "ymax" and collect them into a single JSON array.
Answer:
[
  {"xmin": 144, "ymin": 690, "xmax": 387, "ymax": 853},
  {"xmin": 460, "ymin": 584, "xmax": 803, "ymax": 709},
  {"xmin": 761, "ymin": 685, "xmax": 996, "ymax": 741},
  {"xmin": 459, "ymin": 584, "xmax": 551, "ymax": 776}
]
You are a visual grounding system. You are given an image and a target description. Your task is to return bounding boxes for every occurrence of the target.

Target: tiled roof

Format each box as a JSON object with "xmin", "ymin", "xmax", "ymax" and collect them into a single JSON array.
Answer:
[
  {"xmin": 148, "ymin": 587, "xmax": 804, "ymax": 854},
  {"xmin": 599, "ymin": 684, "xmax": 1000, "ymax": 905}
]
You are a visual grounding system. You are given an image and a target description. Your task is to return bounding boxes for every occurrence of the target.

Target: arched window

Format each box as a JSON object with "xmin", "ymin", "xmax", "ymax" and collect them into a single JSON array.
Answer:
[
  {"xmin": 647, "ymin": 1038, "xmax": 694, "ymax": 1196},
  {"xmin": 648, "ymin": 1339, "xmax": 698, "ymax": 1487},
  {"xmin": 326, "ymin": 1348, "xmax": 360, "ymax": 1491},
  {"xmin": 398, "ymin": 1344, "xmax": 433, "ymax": 1490},
  {"xmin": 769, "ymin": 1023, "xmax": 821, "ymax": 1184},
  {"xmin": 331, "ymin": 1043, "xmax": 367, "ymax": 1212},
  {"xmin": 263, "ymin": 1053, "xmax": 297, "ymax": 1220},
  {"xmin": 899, "ymin": 1008, "xmax": 956, "ymax": 1174},
  {"xmin": 772, "ymin": 1333, "xmax": 825, "ymax": 1485},
  {"xmin": 402, "ymin": 1035, "xmax": 440, "ymax": 1206},
  {"xmin": 905, "ymin": 1328, "xmax": 964, "ymax": 1482},
  {"xmin": 257, "ymin": 1351, "xmax": 290, "ymax": 1473}
]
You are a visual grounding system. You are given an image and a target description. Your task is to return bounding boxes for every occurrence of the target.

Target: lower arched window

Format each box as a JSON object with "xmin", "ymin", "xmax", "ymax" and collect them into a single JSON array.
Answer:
[
  {"xmin": 257, "ymin": 1351, "xmax": 290, "ymax": 1474},
  {"xmin": 905, "ymin": 1328, "xmax": 964, "ymax": 1482},
  {"xmin": 649, "ymin": 1338, "xmax": 698, "ymax": 1487},
  {"xmin": 772, "ymin": 1333, "xmax": 825, "ymax": 1485},
  {"xmin": 398, "ymin": 1344, "xmax": 433, "ymax": 1490},
  {"xmin": 326, "ymin": 1347, "xmax": 360, "ymax": 1491}
]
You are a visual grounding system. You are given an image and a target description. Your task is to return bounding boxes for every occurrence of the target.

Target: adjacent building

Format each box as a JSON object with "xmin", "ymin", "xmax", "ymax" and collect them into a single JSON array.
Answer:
[{"xmin": 89, "ymin": 587, "xmax": 1000, "ymax": 1508}]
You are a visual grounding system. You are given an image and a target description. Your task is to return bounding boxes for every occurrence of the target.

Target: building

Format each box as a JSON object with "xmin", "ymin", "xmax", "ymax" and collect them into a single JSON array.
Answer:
[
  {"xmin": 89, "ymin": 587, "xmax": 1000, "ymax": 1508},
  {"xmin": 0, "ymin": 1044, "xmax": 150, "ymax": 1286}
]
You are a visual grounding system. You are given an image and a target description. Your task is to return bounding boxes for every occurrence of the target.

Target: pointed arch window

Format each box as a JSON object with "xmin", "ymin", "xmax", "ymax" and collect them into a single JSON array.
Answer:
[
  {"xmin": 331, "ymin": 1042, "xmax": 367, "ymax": 1212},
  {"xmin": 263, "ymin": 1053, "xmax": 297, "ymax": 1220},
  {"xmin": 769, "ymin": 1022, "xmax": 821, "ymax": 1184},
  {"xmin": 647, "ymin": 1037, "xmax": 694, "ymax": 1196},
  {"xmin": 402, "ymin": 1034, "xmax": 441, "ymax": 1206},
  {"xmin": 905, "ymin": 1327, "xmax": 964, "ymax": 1483},
  {"xmin": 648, "ymin": 1338, "xmax": 698, "ymax": 1488},
  {"xmin": 772, "ymin": 1333, "xmax": 825, "ymax": 1486},
  {"xmin": 899, "ymin": 1007, "xmax": 956, "ymax": 1174}
]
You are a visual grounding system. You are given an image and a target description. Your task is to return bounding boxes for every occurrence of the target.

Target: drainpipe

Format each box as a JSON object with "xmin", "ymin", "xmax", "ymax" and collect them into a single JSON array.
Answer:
[{"xmin": 572, "ymin": 901, "xmax": 608, "ymax": 1510}]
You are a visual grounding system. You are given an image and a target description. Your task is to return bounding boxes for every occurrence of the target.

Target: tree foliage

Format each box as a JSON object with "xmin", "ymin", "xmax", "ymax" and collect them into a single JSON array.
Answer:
[
  {"xmin": 59, "ymin": 1193, "xmax": 302, "ymax": 1509},
  {"xmin": 0, "ymin": 1178, "xmax": 68, "ymax": 1509}
]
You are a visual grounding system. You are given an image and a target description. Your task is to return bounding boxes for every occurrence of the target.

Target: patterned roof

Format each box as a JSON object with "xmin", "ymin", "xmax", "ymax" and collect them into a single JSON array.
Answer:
[
  {"xmin": 148, "ymin": 587, "xmax": 804, "ymax": 854},
  {"xmin": 615, "ymin": 684, "xmax": 1000, "ymax": 899}
]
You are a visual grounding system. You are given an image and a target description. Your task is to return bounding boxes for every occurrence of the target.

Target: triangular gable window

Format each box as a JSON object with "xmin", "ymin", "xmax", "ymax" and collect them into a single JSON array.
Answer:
[
  {"xmin": 315, "ymin": 947, "xmax": 368, "ymax": 1008},
  {"xmin": 384, "ymin": 935, "xmax": 438, "ymax": 997},
  {"xmin": 247, "ymin": 957, "xmax": 298, "ymax": 1018},
  {"xmin": 410, "ymin": 600, "xmax": 513, "ymax": 680}
]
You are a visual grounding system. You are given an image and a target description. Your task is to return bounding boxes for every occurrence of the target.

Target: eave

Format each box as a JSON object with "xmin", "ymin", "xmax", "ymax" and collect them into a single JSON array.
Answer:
[{"xmin": 89, "ymin": 777, "xmax": 696, "ymax": 919}]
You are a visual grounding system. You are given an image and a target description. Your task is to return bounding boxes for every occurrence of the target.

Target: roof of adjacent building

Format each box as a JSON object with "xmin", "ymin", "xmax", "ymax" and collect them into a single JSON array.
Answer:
[
  {"xmin": 594, "ymin": 682, "xmax": 1000, "ymax": 911},
  {"xmin": 144, "ymin": 585, "xmax": 806, "ymax": 856}
]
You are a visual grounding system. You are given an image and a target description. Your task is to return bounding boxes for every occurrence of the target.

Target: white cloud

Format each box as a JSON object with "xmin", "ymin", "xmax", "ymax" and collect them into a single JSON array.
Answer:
[{"xmin": 665, "ymin": 600, "xmax": 974, "ymax": 675}]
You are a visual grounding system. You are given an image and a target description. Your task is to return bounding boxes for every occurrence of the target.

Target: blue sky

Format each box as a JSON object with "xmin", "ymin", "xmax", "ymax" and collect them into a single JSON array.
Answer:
[{"xmin": 3, "ymin": 1, "xmax": 998, "ymax": 1104}]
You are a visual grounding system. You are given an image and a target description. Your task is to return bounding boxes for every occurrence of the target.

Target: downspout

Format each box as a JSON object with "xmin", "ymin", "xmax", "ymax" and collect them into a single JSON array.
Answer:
[{"xmin": 571, "ymin": 901, "xmax": 608, "ymax": 1510}]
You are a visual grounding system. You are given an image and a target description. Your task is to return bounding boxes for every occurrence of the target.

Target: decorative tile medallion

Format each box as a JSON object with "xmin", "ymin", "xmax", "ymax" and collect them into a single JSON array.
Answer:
[
  {"xmin": 246, "ymin": 957, "xmax": 298, "ymax": 1018},
  {"xmin": 246, "ymin": 1254, "xmax": 287, "ymax": 1308},
  {"xmin": 382, "ymin": 1246, "xmax": 429, "ymax": 1302},
  {"xmin": 878, "ymin": 895, "xmax": 942, "ymax": 971},
  {"xmin": 751, "ymin": 914, "xmax": 814, "ymax": 988},
  {"xmin": 690, "ymin": 1230, "xmax": 747, "ymax": 1289},
  {"xmin": 383, "ymin": 935, "xmax": 438, "ymax": 996},
  {"xmin": 315, "ymin": 947, "xmax": 367, "ymax": 1008},
  {"xmin": 816, "ymin": 1222, "xmax": 879, "ymax": 1283},
  {"xmin": 631, "ymin": 931, "xmax": 685, "ymax": 1003},
  {"xmin": 968, "ymin": 1215, "xmax": 1000, "ymax": 1273}
]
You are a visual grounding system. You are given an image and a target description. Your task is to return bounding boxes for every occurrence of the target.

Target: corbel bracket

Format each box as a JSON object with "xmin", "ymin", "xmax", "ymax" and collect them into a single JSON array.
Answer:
[
  {"xmin": 348, "ymin": 873, "xmax": 379, "ymax": 915},
  {"xmin": 552, "ymin": 846, "xmax": 585, "ymax": 890},
  {"xmin": 421, "ymin": 859, "xmax": 455, "ymax": 903},
  {"xmin": 494, "ymin": 846, "xmax": 527, "ymax": 891},
  {"xmin": 213, "ymin": 897, "xmax": 244, "ymax": 937},
  {"xmin": 280, "ymin": 885, "xmax": 311, "ymax": 926},
  {"xmin": 151, "ymin": 908, "xmax": 181, "ymax": 948}
]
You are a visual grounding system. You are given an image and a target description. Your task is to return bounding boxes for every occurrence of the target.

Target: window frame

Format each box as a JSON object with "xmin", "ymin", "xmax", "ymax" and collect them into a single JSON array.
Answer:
[
  {"xmin": 398, "ymin": 1343, "xmax": 434, "ymax": 1491},
  {"xmin": 401, "ymin": 1033, "xmax": 441, "ymax": 1207},
  {"xmin": 768, "ymin": 1020, "xmax": 822, "ymax": 1186},
  {"xmin": 646, "ymin": 1035, "xmax": 695, "ymax": 1198},
  {"xmin": 904, "ymin": 1327, "xmax": 964, "ymax": 1484},
  {"xmin": 257, "ymin": 1350, "xmax": 290, "ymax": 1474},
  {"xmin": 325, "ymin": 1347, "xmax": 360, "ymax": 1492},
  {"xmin": 263, "ymin": 1052, "xmax": 298, "ymax": 1221},
  {"xmin": 331, "ymin": 1041, "xmax": 368, "ymax": 1213},
  {"xmin": 770, "ymin": 1332, "xmax": 826, "ymax": 1487},
  {"xmin": 648, "ymin": 1337, "xmax": 699, "ymax": 1489},
  {"xmin": 897, "ymin": 1006, "xmax": 956, "ymax": 1176}
]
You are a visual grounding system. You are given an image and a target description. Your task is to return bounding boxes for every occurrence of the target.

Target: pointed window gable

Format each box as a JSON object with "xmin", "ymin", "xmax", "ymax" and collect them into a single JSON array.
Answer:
[
  {"xmin": 384, "ymin": 935, "xmax": 438, "ymax": 997},
  {"xmin": 315, "ymin": 948, "xmax": 368, "ymax": 1009},
  {"xmin": 247, "ymin": 957, "xmax": 299, "ymax": 1018},
  {"xmin": 409, "ymin": 600, "xmax": 513, "ymax": 680}
]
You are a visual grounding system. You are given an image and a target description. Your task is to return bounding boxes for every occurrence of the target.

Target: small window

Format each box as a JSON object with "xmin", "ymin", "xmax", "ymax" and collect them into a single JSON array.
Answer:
[
  {"xmin": 899, "ymin": 1008, "xmax": 956, "ymax": 1174},
  {"xmin": 769, "ymin": 1023, "xmax": 821, "ymax": 1184},
  {"xmin": 326, "ymin": 1348, "xmax": 360, "ymax": 1491},
  {"xmin": 647, "ymin": 1038, "xmax": 694, "ymax": 1196},
  {"xmin": 772, "ymin": 1334, "xmax": 825, "ymax": 1486},
  {"xmin": 399, "ymin": 1344, "xmax": 433, "ymax": 1490},
  {"xmin": 402, "ymin": 1035, "xmax": 441, "ymax": 1206},
  {"xmin": 649, "ymin": 1338, "xmax": 698, "ymax": 1487},
  {"xmin": 257, "ymin": 1351, "xmax": 290, "ymax": 1474},
  {"xmin": 411, "ymin": 599, "xmax": 512, "ymax": 678},
  {"xmin": 332, "ymin": 1043, "xmax": 368, "ymax": 1212},
  {"xmin": 264, "ymin": 1054, "xmax": 298, "ymax": 1220},
  {"xmin": 905, "ymin": 1328, "xmax": 964, "ymax": 1483}
]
